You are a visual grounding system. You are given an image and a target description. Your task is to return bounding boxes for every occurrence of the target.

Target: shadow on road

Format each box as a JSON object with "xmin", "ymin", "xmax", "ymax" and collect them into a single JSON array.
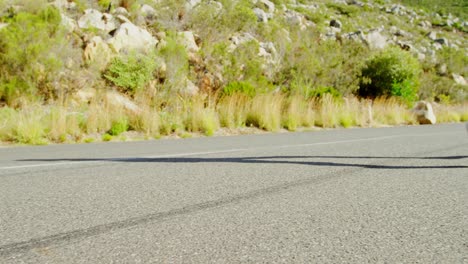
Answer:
[{"xmin": 19, "ymin": 155, "xmax": 468, "ymax": 170}]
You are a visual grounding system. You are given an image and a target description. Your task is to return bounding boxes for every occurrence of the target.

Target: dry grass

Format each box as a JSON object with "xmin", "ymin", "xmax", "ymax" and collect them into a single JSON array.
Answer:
[
  {"xmin": 1, "ymin": 93, "xmax": 467, "ymax": 145},
  {"xmin": 217, "ymin": 94, "xmax": 250, "ymax": 128},
  {"xmin": 372, "ymin": 97, "xmax": 415, "ymax": 126},
  {"xmin": 246, "ymin": 94, "xmax": 284, "ymax": 132},
  {"xmin": 434, "ymin": 103, "xmax": 468, "ymax": 123}
]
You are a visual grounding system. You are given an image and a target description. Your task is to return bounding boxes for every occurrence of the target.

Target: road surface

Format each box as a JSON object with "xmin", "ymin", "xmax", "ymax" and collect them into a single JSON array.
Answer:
[{"xmin": 1, "ymin": 124, "xmax": 467, "ymax": 263}]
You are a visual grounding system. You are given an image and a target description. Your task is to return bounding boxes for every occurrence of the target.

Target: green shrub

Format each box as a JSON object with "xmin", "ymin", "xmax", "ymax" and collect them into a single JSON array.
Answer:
[
  {"xmin": 104, "ymin": 52, "xmax": 158, "ymax": 94},
  {"xmin": 222, "ymin": 81, "xmax": 257, "ymax": 97},
  {"xmin": 157, "ymin": 34, "xmax": 189, "ymax": 92},
  {"xmin": 0, "ymin": 6, "xmax": 65, "ymax": 105},
  {"xmin": 108, "ymin": 118, "xmax": 129, "ymax": 136},
  {"xmin": 359, "ymin": 47, "xmax": 422, "ymax": 103},
  {"xmin": 102, "ymin": 133, "xmax": 113, "ymax": 142},
  {"xmin": 307, "ymin": 86, "xmax": 342, "ymax": 99}
]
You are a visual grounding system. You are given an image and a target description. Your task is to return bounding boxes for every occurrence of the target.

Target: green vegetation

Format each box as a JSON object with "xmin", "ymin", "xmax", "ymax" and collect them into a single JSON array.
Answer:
[
  {"xmin": 0, "ymin": 6, "xmax": 66, "ymax": 105},
  {"xmin": 359, "ymin": 47, "xmax": 421, "ymax": 104},
  {"xmin": 0, "ymin": 0, "xmax": 466, "ymax": 145},
  {"xmin": 397, "ymin": 0, "xmax": 467, "ymax": 20},
  {"xmin": 104, "ymin": 53, "xmax": 158, "ymax": 94}
]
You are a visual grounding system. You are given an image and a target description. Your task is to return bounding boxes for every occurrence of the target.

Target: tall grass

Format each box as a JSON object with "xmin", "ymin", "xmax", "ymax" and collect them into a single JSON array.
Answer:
[{"xmin": 1, "ymin": 93, "xmax": 467, "ymax": 145}]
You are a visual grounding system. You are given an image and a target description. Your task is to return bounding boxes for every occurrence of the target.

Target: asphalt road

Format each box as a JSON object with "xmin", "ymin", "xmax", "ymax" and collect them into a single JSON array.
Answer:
[{"xmin": 0, "ymin": 124, "xmax": 467, "ymax": 263}]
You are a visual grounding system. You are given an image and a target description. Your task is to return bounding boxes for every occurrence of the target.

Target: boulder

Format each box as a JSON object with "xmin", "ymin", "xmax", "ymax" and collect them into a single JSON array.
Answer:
[
  {"xmin": 78, "ymin": 9, "xmax": 118, "ymax": 33},
  {"xmin": 106, "ymin": 90, "xmax": 141, "ymax": 113},
  {"xmin": 284, "ymin": 10, "xmax": 309, "ymax": 30},
  {"xmin": 74, "ymin": 88, "xmax": 141, "ymax": 114},
  {"xmin": 140, "ymin": 4, "xmax": 156, "ymax": 18},
  {"xmin": 83, "ymin": 36, "xmax": 114, "ymax": 70},
  {"xmin": 365, "ymin": 30, "xmax": 387, "ymax": 49},
  {"xmin": 177, "ymin": 31, "xmax": 199, "ymax": 53},
  {"xmin": 452, "ymin": 73, "xmax": 467, "ymax": 86},
  {"xmin": 107, "ymin": 22, "xmax": 158, "ymax": 53},
  {"xmin": 228, "ymin": 32, "xmax": 257, "ymax": 52},
  {"xmin": 253, "ymin": 7, "xmax": 269, "ymax": 22},
  {"xmin": 60, "ymin": 14, "xmax": 77, "ymax": 33},
  {"xmin": 434, "ymin": 38, "xmax": 448, "ymax": 46},
  {"xmin": 255, "ymin": 0, "xmax": 275, "ymax": 14},
  {"xmin": 330, "ymin": 19, "xmax": 342, "ymax": 28},
  {"xmin": 0, "ymin": 23, "xmax": 8, "ymax": 30},
  {"xmin": 51, "ymin": 0, "xmax": 77, "ymax": 11},
  {"xmin": 113, "ymin": 7, "xmax": 129, "ymax": 16},
  {"xmin": 186, "ymin": 0, "xmax": 202, "ymax": 10},
  {"xmin": 413, "ymin": 101, "xmax": 436, "ymax": 125},
  {"xmin": 426, "ymin": 31, "xmax": 437, "ymax": 40}
]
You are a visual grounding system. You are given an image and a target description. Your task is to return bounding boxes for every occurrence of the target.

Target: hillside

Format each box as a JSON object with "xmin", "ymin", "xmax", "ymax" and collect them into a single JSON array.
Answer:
[{"xmin": 0, "ymin": 0, "xmax": 467, "ymax": 144}]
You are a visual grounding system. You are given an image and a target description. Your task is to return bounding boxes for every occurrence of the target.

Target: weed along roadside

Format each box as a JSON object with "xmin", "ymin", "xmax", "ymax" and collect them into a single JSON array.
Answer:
[{"xmin": 0, "ymin": 0, "xmax": 467, "ymax": 145}]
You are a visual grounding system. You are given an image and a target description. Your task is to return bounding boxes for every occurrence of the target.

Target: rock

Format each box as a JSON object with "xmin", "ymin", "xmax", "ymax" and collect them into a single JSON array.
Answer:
[
  {"xmin": 0, "ymin": 23, "xmax": 8, "ymax": 30},
  {"xmin": 387, "ymin": 4, "xmax": 406, "ymax": 15},
  {"xmin": 284, "ymin": 10, "xmax": 309, "ymax": 30},
  {"xmin": 113, "ymin": 7, "xmax": 129, "ymax": 16},
  {"xmin": 413, "ymin": 101, "xmax": 436, "ymax": 125},
  {"xmin": 229, "ymin": 32, "xmax": 257, "ymax": 51},
  {"xmin": 177, "ymin": 79, "xmax": 199, "ymax": 96},
  {"xmin": 452, "ymin": 74, "xmax": 467, "ymax": 86},
  {"xmin": 106, "ymin": 90, "xmax": 141, "ymax": 113},
  {"xmin": 78, "ymin": 9, "xmax": 118, "ymax": 33},
  {"xmin": 436, "ymin": 63, "xmax": 447, "ymax": 76},
  {"xmin": 434, "ymin": 38, "xmax": 448, "ymax": 46},
  {"xmin": 60, "ymin": 14, "xmax": 77, "ymax": 33},
  {"xmin": 107, "ymin": 22, "xmax": 158, "ymax": 53},
  {"xmin": 255, "ymin": 0, "xmax": 275, "ymax": 13},
  {"xmin": 426, "ymin": 31, "xmax": 437, "ymax": 40},
  {"xmin": 177, "ymin": 31, "xmax": 199, "ymax": 53},
  {"xmin": 253, "ymin": 8, "xmax": 269, "ymax": 23},
  {"xmin": 418, "ymin": 20, "xmax": 432, "ymax": 28},
  {"xmin": 365, "ymin": 30, "xmax": 387, "ymax": 50},
  {"xmin": 330, "ymin": 19, "xmax": 342, "ymax": 28},
  {"xmin": 141, "ymin": 4, "xmax": 156, "ymax": 18},
  {"xmin": 344, "ymin": 30, "xmax": 365, "ymax": 42},
  {"xmin": 432, "ymin": 42, "xmax": 443, "ymax": 51},
  {"xmin": 186, "ymin": 0, "xmax": 202, "ymax": 10},
  {"xmin": 83, "ymin": 36, "xmax": 114, "ymax": 70},
  {"xmin": 51, "ymin": 0, "xmax": 77, "ymax": 11}
]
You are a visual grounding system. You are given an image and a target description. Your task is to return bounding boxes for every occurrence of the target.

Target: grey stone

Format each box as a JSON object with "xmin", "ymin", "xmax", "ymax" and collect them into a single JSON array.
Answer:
[
  {"xmin": 365, "ymin": 30, "xmax": 387, "ymax": 50},
  {"xmin": 78, "ymin": 9, "xmax": 118, "ymax": 33},
  {"xmin": 330, "ymin": 19, "xmax": 342, "ymax": 28},
  {"xmin": 83, "ymin": 36, "xmax": 114, "ymax": 71},
  {"xmin": 434, "ymin": 38, "xmax": 448, "ymax": 45},
  {"xmin": 426, "ymin": 31, "xmax": 437, "ymax": 40},
  {"xmin": 452, "ymin": 73, "xmax": 467, "ymax": 86},
  {"xmin": 413, "ymin": 101, "xmax": 436, "ymax": 125},
  {"xmin": 108, "ymin": 22, "xmax": 158, "ymax": 53},
  {"xmin": 253, "ymin": 8, "xmax": 269, "ymax": 23}
]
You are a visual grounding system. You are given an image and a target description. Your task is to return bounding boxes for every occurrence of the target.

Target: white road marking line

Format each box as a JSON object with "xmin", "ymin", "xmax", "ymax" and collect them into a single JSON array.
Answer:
[{"xmin": 0, "ymin": 132, "xmax": 462, "ymax": 171}]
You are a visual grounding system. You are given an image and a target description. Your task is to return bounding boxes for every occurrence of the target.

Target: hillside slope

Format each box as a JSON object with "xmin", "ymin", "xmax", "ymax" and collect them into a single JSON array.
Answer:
[{"xmin": 0, "ymin": 0, "xmax": 466, "ymax": 144}]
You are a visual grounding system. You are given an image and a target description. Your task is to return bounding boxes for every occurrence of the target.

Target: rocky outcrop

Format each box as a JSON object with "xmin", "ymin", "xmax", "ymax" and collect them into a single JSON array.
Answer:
[
  {"xmin": 452, "ymin": 74, "xmax": 467, "ymax": 86},
  {"xmin": 83, "ymin": 36, "xmax": 113, "ymax": 70},
  {"xmin": 413, "ymin": 101, "xmax": 436, "ymax": 125},
  {"xmin": 364, "ymin": 30, "xmax": 388, "ymax": 50},
  {"xmin": 78, "ymin": 9, "xmax": 118, "ymax": 33},
  {"xmin": 107, "ymin": 22, "xmax": 158, "ymax": 53}
]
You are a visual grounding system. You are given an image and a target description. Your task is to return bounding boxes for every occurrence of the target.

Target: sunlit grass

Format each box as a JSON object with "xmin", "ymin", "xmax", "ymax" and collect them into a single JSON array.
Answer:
[{"xmin": 1, "ymin": 92, "xmax": 467, "ymax": 145}]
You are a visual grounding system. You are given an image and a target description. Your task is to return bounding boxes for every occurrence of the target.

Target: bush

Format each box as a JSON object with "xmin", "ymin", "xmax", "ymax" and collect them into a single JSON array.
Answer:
[
  {"xmin": 306, "ymin": 86, "xmax": 341, "ymax": 99},
  {"xmin": 222, "ymin": 81, "xmax": 257, "ymax": 97},
  {"xmin": 0, "ymin": 6, "xmax": 66, "ymax": 105},
  {"xmin": 108, "ymin": 118, "xmax": 129, "ymax": 136},
  {"xmin": 359, "ymin": 47, "xmax": 421, "ymax": 103},
  {"xmin": 104, "ymin": 52, "xmax": 158, "ymax": 94}
]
